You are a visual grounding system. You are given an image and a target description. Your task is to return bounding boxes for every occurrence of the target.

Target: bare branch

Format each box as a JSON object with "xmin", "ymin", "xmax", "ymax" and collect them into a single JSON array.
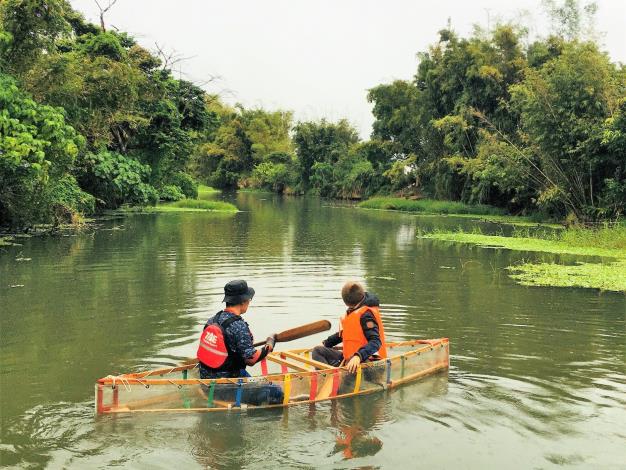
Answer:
[{"xmin": 94, "ymin": 0, "xmax": 118, "ymax": 32}]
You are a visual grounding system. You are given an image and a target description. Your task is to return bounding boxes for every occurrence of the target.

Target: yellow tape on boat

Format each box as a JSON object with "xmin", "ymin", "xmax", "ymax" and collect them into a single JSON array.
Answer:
[
  {"xmin": 353, "ymin": 366, "xmax": 362, "ymax": 393},
  {"xmin": 283, "ymin": 374, "xmax": 291, "ymax": 405}
]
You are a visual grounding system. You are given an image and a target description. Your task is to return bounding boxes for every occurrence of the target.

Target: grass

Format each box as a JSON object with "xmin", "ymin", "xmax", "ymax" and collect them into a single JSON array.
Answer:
[
  {"xmin": 357, "ymin": 197, "xmax": 558, "ymax": 227},
  {"xmin": 359, "ymin": 197, "xmax": 505, "ymax": 216},
  {"xmin": 420, "ymin": 225, "xmax": 626, "ymax": 292},
  {"xmin": 158, "ymin": 199, "xmax": 237, "ymax": 212},
  {"xmin": 197, "ymin": 184, "xmax": 219, "ymax": 196},
  {"xmin": 116, "ymin": 199, "xmax": 238, "ymax": 213}
]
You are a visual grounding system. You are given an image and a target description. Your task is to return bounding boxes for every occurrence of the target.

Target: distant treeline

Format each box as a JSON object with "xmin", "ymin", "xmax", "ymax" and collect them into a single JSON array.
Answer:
[{"xmin": 1, "ymin": 0, "xmax": 624, "ymax": 229}]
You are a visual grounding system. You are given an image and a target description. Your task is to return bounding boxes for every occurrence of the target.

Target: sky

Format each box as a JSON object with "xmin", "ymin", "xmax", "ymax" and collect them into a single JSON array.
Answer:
[{"xmin": 70, "ymin": 0, "xmax": 626, "ymax": 139}]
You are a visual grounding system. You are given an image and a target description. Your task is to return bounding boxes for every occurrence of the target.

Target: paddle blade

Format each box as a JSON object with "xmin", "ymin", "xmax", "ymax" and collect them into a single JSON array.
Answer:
[{"xmin": 276, "ymin": 320, "xmax": 331, "ymax": 343}]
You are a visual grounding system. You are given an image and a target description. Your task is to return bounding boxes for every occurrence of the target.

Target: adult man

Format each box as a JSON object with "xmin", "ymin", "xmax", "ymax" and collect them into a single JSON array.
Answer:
[
  {"xmin": 312, "ymin": 281, "xmax": 387, "ymax": 374},
  {"xmin": 197, "ymin": 279, "xmax": 283, "ymax": 404}
]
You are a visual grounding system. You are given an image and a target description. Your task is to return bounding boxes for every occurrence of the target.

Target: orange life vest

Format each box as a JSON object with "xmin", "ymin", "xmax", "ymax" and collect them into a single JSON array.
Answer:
[{"xmin": 340, "ymin": 305, "xmax": 387, "ymax": 360}]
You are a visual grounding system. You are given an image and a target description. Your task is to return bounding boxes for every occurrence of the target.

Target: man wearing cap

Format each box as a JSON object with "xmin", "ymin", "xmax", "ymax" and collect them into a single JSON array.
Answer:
[
  {"xmin": 312, "ymin": 281, "xmax": 387, "ymax": 374},
  {"xmin": 198, "ymin": 279, "xmax": 283, "ymax": 404}
]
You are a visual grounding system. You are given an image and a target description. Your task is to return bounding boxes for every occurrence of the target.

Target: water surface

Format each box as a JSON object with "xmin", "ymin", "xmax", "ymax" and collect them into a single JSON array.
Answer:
[{"xmin": 1, "ymin": 193, "xmax": 625, "ymax": 468}]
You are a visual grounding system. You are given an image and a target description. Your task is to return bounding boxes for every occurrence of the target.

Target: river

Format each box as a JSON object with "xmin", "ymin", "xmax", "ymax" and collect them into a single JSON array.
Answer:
[{"xmin": 1, "ymin": 193, "xmax": 625, "ymax": 468}]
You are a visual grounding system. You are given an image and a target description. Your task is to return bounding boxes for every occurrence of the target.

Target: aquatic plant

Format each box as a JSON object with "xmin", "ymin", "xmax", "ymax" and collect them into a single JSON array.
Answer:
[{"xmin": 420, "ymin": 225, "xmax": 626, "ymax": 292}]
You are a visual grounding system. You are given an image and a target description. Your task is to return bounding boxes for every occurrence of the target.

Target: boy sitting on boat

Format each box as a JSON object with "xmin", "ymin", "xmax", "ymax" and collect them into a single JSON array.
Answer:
[
  {"xmin": 197, "ymin": 279, "xmax": 283, "ymax": 405},
  {"xmin": 313, "ymin": 281, "xmax": 388, "ymax": 373}
]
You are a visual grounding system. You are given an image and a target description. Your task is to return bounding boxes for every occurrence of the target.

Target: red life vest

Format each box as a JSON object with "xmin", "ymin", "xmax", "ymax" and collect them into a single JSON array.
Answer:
[{"xmin": 197, "ymin": 315, "xmax": 241, "ymax": 368}]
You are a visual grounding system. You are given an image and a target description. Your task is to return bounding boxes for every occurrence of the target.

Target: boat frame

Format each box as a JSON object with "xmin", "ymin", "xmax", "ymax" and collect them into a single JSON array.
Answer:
[{"xmin": 95, "ymin": 338, "xmax": 449, "ymax": 414}]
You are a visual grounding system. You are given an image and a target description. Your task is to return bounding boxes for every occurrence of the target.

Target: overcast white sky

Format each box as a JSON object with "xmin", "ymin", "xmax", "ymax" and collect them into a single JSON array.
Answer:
[{"xmin": 70, "ymin": 0, "xmax": 626, "ymax": 138}]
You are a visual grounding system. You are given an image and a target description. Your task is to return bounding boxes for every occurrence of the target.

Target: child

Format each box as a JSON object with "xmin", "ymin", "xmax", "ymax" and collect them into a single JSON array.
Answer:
[{"xmin": 312, "ymin": 281, "xmax": 387, "ymax": 374}]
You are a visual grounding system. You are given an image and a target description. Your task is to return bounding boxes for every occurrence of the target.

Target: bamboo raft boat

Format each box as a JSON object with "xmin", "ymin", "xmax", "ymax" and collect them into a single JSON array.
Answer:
[{"xmin": 95, "ymin": 338, "xmax": 449, "ymax": 414}]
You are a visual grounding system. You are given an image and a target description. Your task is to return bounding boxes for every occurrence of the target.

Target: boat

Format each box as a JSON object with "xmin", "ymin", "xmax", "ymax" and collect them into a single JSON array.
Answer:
[{"xmin": 95, "ymin": 338, "xmax": 449, "ymax": 414}]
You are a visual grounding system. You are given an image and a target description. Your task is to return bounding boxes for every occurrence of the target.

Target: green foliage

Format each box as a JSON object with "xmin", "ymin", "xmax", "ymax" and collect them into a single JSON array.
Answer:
[
  {"xmin": 434, "ymin": 132, "xmax": 539, "ymax": 211},
  {"xmin": 210, "ymin": 156, "xmax": 245, "ymax": 189},
  {"xmin": 293, "ymin": 119, "xmax": 359, "ymax": 187},
  {"xmin": 333, "ymin": 151, "xmax": 379, "ymax": 199},
  {"xmin": 158, "ymin": 185, "xmax": 185, "ymax": 202},
  {"xmin": 2, "ymin": 0, "xmax": 622, "ymax": 227},
  {"xmin": 0, "ymin": 0, "xmax": 73, "ymax": 73},
  {"xmin": 78, "ymin": 150, "xmax": 158, "ymax": 208},
  {"xmin": 190, "ymin": 106, "xmax": 294, "ymax": 190},
  {"xmin": 384, "ymin": 155, "xmax": 417, "ymax": 192},
  {"xmin": 0, "ymin": 72, "xmax": 90, "ymax": 227},
  {"xmin": 78, "ymin": 32, "xmax": 126, "ymax": 60},
  {"xmin": 510, "ymin": 41, "xmax": 624, "ymax": 219},
  {"xmin": 169, "ymin": 171, "xmax": 198, "ymax": 199},
  {"xmin": 368, "ymin": 80, "xmax": 422, "ymax": 155},
  {"xmin": 0, "ymin": 0, "xmax": 222, "ymax": 225},
  {"xmin": 367, "ymin": 10, "xmax": 624, "ymax": 221},
  {"xmin": 251, "ymin": 161, "xmax": 295, "ymax": 193}
]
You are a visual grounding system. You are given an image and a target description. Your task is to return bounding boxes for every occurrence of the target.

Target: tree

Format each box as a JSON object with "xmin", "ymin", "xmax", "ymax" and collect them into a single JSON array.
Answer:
[
  {"xmin": 542, "ymin": 0, "xmax": 598, "ymax": 41},
  {"xmin": 511, "ymin": 42, "xmax": 625, "ymax": 219},
  {"xmin": 0, "ymin": 73, "xmax": 94, "ymax": 227},
  {"xmin": 0, "ymin": 0, "xmax": 73, "ymax": 74},
  {"xmin": 292, "ymin": 119, "xmax": 359, "ymax": 187}
]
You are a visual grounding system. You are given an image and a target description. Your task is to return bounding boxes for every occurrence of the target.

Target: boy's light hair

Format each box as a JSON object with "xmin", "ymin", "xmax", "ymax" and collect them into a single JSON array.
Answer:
[{"xmin": 341, "ymin": 281, "xmax": 365, "ymax": 306}]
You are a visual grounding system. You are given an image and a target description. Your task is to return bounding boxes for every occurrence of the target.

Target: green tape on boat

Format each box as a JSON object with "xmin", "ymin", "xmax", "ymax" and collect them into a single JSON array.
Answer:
[{"xmin": 207, "ymin": 381, "xmax": 215, "ymax": 407}]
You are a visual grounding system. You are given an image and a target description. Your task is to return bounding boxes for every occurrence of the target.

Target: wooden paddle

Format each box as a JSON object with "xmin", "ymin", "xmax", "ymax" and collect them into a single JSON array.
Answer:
[{"xmin": 252, "ymin": 319, "xmax": 331, "ymax": 347}]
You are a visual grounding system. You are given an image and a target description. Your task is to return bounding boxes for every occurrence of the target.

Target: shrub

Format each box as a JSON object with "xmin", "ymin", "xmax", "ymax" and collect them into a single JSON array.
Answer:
[
  {"xmin": 251, "ymin": 161, "xmax": 296, "ymax": 192},
  {"xmin": 159, "ymin": 184, "xmax": 185, "ymax": 202},
  {"xmin": 169, "ymin": 171, "xmax": 198, "ymax": 198},
  {"xmin": 79, "ymin": 150, "xmax": 158, "ymax": 208},
  {"xmin": 0, "ymin": 72, "xmax": 88, "ymax": 228}
]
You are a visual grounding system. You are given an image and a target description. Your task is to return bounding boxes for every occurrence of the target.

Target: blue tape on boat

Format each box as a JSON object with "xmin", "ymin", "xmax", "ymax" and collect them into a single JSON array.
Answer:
[
  {"xmin": 386, "ymin": 359, "xmax": 392, "ymax": 384},
  {"xmin": 235, "ymin": 379, "xmax": 243, "ymax": 407}
]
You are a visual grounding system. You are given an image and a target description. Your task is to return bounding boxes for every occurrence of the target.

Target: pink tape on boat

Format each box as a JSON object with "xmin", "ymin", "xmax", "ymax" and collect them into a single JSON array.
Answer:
[{"xmin": 309, "ymin": 372, "xmax": 318, "ymax": 401}]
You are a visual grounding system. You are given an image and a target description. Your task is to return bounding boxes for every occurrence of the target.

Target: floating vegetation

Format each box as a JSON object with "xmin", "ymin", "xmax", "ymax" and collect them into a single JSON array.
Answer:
[
  {"xmin": 420, "ymin": 225, "xmax": 626, "ymax": 292},
  {"xmin": 508, "ymin": 260, "xmax": 626, "ymax": 292},
  {"xmin": 0, "ymin": 237, "xmax": 15, "ymax": 247}
]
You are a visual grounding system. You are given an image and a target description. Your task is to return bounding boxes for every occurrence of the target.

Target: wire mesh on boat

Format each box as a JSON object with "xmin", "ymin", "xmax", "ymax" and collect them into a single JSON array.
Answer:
[{"xmin": 95, "ymin": 339, "xmax": 449, "ymax": 414}]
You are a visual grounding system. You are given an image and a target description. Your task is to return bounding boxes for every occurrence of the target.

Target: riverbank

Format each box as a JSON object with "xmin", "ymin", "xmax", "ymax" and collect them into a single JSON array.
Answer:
[
  {"xmin": 115, "ymin": 198, "xmax": 238, "ymax": 214},
  {"xmin": 420, "ymin": 226, "xmax": 626, "ymax": 292},
  {"xmin": 357, "ymin": 197, "xmax": 557, "ymax": 227}
]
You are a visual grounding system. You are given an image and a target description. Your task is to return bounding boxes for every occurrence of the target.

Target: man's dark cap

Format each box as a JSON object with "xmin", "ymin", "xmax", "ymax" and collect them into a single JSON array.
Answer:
[{"xmin": 223, "ymin": 279, "xmax": 255, "ymax": 304}]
